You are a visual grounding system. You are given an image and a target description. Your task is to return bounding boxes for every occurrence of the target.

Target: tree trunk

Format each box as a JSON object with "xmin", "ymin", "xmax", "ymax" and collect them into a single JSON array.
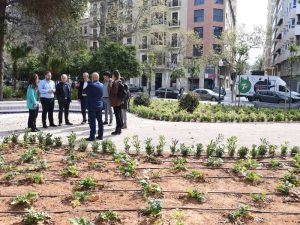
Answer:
[
  {"xmin": 99, "ymin": 0, "xmax": 108, "ymax": 39},
  {"xmin": 0, "ymin": 0, "xmax": 6, "ymax": 101},
  {"xmin": 12, "ymin": 61, "xmax": 17, "ymax": 90}
]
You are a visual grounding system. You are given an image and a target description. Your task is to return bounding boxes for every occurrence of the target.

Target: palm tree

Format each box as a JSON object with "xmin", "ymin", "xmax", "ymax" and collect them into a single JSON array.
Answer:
[{"xmin": 7, "ymin": 42, "xmax": 32, "ymax": 89}]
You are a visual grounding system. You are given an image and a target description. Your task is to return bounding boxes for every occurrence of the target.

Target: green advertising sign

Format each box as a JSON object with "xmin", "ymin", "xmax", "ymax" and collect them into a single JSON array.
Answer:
[{"xmin": 239, "ymin": 77, "xmax": 252, "ymax": 93}]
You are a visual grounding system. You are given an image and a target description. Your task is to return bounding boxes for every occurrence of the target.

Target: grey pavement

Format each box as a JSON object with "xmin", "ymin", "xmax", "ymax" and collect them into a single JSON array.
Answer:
[{"xmin": 1, "ymin": 112, "xmax": 300, "ymax": 150}]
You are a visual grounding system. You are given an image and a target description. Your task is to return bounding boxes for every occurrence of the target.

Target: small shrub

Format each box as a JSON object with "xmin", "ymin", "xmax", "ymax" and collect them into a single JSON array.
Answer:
[
  {"xmin": 290, "ymin": 146, "xmax": 300, "ymax": 157},
  {"xmin": 245, "ymin": 171, "xmax": 262, "ymax": 184},
  {"xmin": 195, "ymin": 143, "xmax": 203, "ymax": 157},
  {"xmin": 91, "ymin": 140, "xmax": 101, "ymax": 153},
  {"xmin": 215, "ymin": 144, "xmax": 225, "ymax": 158},
  {"xmin": 258, "ymin": 138, "xmax": 269, "ymax": 157},
  {"xmin": 132, "ymin": 135, "xmax": 141, "ymax": 155},
  {"xmin": 98, "ymin": 211, "xmax": 120, "ymax": 223},
  {"xmin": 102, "ymin": 139, "xmax": 116, "ymax": 154},
  {"xmin": 45, "ymin": 133, "xmax": 53, "ymax": 147},
  {"xmin": 75, "ymin": 176, "xmax": 98, "ymax": 191},
  {"xmin": 187, "ymin": 188, "xmax": 207, "ymax": 203},
  {"xmin": 20, "ymin": 148, "xmax": 41, "ymax": 163},
  {"xmin": 171, "ymin": 157, "xmax": 188, "ymax": 173},
  {"xmin": 140, "ymin": 177, "xmax": 162, "ymax": 198},
  {"xmin": 184, "ymin": 170, "xmax": 205, "ymax": 182},
  {"xmin": 180, "ymin": 144, "xmax": 192, "ymax": 157},
  {"xmin": 178, "ymin": 92, "xmax": 199, "ymax": 113},
  {"xmin": 54, "ymin": 137, "xmax": 62, "ymax": 148},
  {"xmin": 268, "ymin": 144, "xmax": 277, "ymax": 157},
  {"xmin": 11, "ymin": 192, "xmax": 39, "ymax": 206},
  {"xmin": 282, "ymin": 170, "xmax": 299, "ymax": 186},
  {"xmin": 145, "ymin": 138, "xmax": 155, "ymax": 156},
  {"xmin": 228, "ymin": 204, "xmax": 253, "ymax": 223},
  {"xmin": 250, "ymin": 144, "xmax": 258, "ymax": 159},
  {"xmin": 123, "ymin": 137, "xmax": 131, "ymax": 153},
  {"xmin": 170, "ymin": 139, "xmax": 179, "ymax": 155},
  {"xmin": 238, "ymin": 146, "xmax": 249, "ymax": 159},
  {"xmin": 227, "ymin": 136, "xmax": 238, "ymax": 157},
  {"xmin": 11, "ymin": 132, "xmax": 19, "ymax": 144},
  {"xmin": 280, "ymin": 141, "xmax": 289, "ymax": 157},
  {"xmin": 250, "ymin": 192, "xmax": 266, "ymax": 204},
  {"xmin": 62, "ymin": 165, "xmax": 79, "ymax": 177},
  {"xmin": 22, "ymin": 208, "xmax": 51, "ymax": 225},
  {"xmin": 78, "ymin": 138, "xmax": 88, "ymax": 152},
  {"xmin": 27, "ymin": 173, "xmax": 44, "ymax": 184},
  {"xmin": 292, "ymin": 154, "xmax": 300, "ymax": 168},
  {"xmin": 156, "ymin": 135, "xmax": 165, "ymax": 156},
  {"xmin": 140, "ymin": 199, "xmax": 163, "ymax": 216},
  {"xmin": 69, "ymin": 217, "xmax": 95, "ymax": 225},
  {"xmin": 267, "ymin": 159, "xmax": 283, "ymax": 169},
  {"xmin": 133, "ymin": 93, "xmax": 151, "ymax": 106},
  {"xmin": 206, "ymin": 157, "xmax": 223, "ymax": 167},
  {"xmin": 276, "ymin": 181, "xmax": 294, "ymax": 195},
  {"xmin": 28, "ymin": 134, "xmax": 37, "ymax": 144},
  {"xmin": 67, "ymin": 132, "xmax": 77, "ymax": 152}
]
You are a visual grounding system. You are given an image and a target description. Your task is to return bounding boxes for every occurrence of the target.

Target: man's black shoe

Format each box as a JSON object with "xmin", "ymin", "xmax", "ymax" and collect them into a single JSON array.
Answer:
[
  {"xmin": 34, "ymin": 128, "xmax": 40, "ymax": 132},
  {"xmin": 81, "ymin": 121, "xmax": 87, "ymax": 125},
  {"xmin": 43, "ymin": 125, "xmax": 48, "ymax": 129},
  {"xmin": 66, "ymin": 122, "xmax": 73, "ymax": 125},
  {"xmin": 85, "ymin": 137, "xmax": 95, "ymax": 141},
  {"xmin": 103, "ymin": 121, "xmax": 108, "ymax": 125},
  {"xmin": 111, "ymin": 131, "xmax": 121, "ymax": 135},
  {"xmin": 96, "ymin": 136, "xmax": 103, "ymax": 140},
  {"xmin": 58, "ymin": 123, "xmax": 62, "ymax": 126},
  {"xmin": 50, "ymin": 124, "xmax": 57, "ymax": 127}
]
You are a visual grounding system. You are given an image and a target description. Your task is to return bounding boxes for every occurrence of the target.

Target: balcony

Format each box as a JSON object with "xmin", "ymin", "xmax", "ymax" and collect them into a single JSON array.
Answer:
[
  {"xmin": 168, "ymin": 0, "xmax": 181, "ymax": 8},
  {"xmin": 139, "ymin": 44, "xmax": 149, "ymax": 50},
  {"xmin": 169, "ymin": 20, "xmax": 181, "ymax": 27},
  {"xmin": 168, "ymin": 42, "xmax": 180, "ymax": 48}
]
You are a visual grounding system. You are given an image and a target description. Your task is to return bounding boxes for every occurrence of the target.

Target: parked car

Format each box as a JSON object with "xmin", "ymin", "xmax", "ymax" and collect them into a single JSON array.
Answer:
[
  {"xmin": 254, "ymin": 90, "xmax": 291, "ymax": 103},
  {"xmin": 212, "ymin": 86, "xmax": 226, "ymax": 96},
  {"xmin": 282, "ymin": 91, "xmax": 300, "ymax": 103},
  {"xmin": 128, "ymin": 84, "xmax": 143, "ymax": 93},
  {"xmin": 193, "ymin": 88, "xmax": 224, "ymax": 101},
  {"xmin": 155, "ymin": 88, "xmax": 180, "ymax": 99}
]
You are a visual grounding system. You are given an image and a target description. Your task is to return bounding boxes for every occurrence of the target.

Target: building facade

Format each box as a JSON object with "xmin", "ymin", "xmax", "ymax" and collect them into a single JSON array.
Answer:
[
  {"xmin": 270, "ymin": 0, "xmax": 300, "ymax": 91},
  {"xmin": 79, "ymin": 0, "xmax": 236, "ymax": 92}
]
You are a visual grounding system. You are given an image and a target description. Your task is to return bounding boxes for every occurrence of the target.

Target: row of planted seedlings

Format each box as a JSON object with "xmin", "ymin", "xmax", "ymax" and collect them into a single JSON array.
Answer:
[{"xmin": 0, "ymin": 130, "xmax": 300, "ymax": 224}]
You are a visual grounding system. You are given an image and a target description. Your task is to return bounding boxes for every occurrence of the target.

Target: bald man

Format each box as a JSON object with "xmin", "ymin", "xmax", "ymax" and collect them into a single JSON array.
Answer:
[
  {"xmin": 85, "ymin": 72, "xmax": 104, "ymax": 141},
  {"xmin": 56, "ymin": 74, "xmax": 73, "ymax": 126}
]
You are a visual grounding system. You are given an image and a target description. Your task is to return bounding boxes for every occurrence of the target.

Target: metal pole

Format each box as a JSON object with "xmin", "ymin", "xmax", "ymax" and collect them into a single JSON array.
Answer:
[{"xmin": 218, "ymin": 66, "xmax": 221, "ymax": 104}]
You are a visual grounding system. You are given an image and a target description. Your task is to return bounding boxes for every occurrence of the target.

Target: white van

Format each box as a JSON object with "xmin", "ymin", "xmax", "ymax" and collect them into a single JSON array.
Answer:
[{"xmin": 235, "ymin": 75, "xmax": 300, "ymax": 102}]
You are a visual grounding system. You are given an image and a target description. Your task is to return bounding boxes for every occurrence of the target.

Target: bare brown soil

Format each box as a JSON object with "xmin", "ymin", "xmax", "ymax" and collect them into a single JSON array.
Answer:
[{"xmin": 0, "ymin": 143, "xmax": 299, "ymax": 225}]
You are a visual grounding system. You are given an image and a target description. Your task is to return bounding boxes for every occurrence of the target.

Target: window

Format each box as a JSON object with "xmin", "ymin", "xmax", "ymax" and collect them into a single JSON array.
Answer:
[
  {"xmin": 214, "ymin": 0, "xmax": 223, "ymax": 4},
  {"xmin": 205, "ymin": 65, "xmax": 215, "ymax": 74},
  {"xmin": 213, "ymin": 44, "xmax": 222, "ymax": 53},
  {"xmin": 141, "ymin": 54, "xmax": 147, "ymax": 63},
  {"xmin": 293, "ymin": 0, "xmax": 296, "ymax": 8},
  {"xmin": 84, "ymin": 26, "xmax": 88, "ymax": 34},
  {"xmin": 213, "ymin": 9, "xmax": 223, "ymax": 22},
  {"xmin": 171, "ymin": 33, "xmax": 178, "ymax": 47},
  {"xmin": 171, "ymin": 53, "xmax": 178, "ymax": 64},
  {"xmin": 93, "ymin": 29, "xmax": 97, "ymax": 38},
  {"xmin": 213, "ymin": 26, "xmax": 223, "ymax": 38},
  {"xmin": 141, "ymin": 36, "xmax": 148, "ymax": 49},
  {"xmin": 193, "ymin": 45, "xmax": 203, "ymax": 57},
  {"xmin": 279, "ymin": 85, "xmax": 288, "ymax": 92},
  {"xmin": 194, "ymin": 27, "xmax": 204, "ymax": 38},
  {"xmin": 151, "ymin": 32, "xmax": 166, "ymax": 45},
  {"xmin": 194, "ymin": 9, "xmax": 204, "ymax": 22},
  {"xmin": 127, "ymin": 38, "xmax": 132, "ymax": 45},
  {"xmin": 80, "ymin": 27, "xmax": 83, "ymax": 35},
  {"xmin": 291, "ymin": 18, "xmax": 295, "ymax": 28},
  {"xmin": 194, "ymin": 0, "xmax": 204, "ymax": 5}
]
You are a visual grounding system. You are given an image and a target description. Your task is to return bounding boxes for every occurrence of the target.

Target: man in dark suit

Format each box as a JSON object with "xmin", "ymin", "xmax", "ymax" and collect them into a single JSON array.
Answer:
[
  {"xmin": 85, "ymin": 72, "xmax": 104, "ymax": 141},
  {"xmin": 56, "ymin": 74, "xmax": 73, "ymax": 126},
  {"xmin": 77, "ymin": 72, "xmax": 89, "ymax": 124}
]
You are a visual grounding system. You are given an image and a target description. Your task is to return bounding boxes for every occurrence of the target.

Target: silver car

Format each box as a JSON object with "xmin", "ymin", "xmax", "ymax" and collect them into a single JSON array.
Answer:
[{"xmin": 193, "ymin": 88, "xmax": 224, "ymax": 101}]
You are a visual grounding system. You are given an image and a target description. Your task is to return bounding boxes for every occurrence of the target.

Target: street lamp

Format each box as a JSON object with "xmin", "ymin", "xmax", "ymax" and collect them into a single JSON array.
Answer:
[{"xmin": 218, "ymin": 59, "xmax": 224, "ymax": 104}]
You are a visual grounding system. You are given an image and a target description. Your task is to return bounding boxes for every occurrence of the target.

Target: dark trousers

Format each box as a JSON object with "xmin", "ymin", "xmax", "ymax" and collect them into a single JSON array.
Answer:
[
  {"xmin": 28, "ymin": 107, "xmax": 39, "ymax": 131},
  {"xmin": 80, "ymin": 96, "xmax": 87, "ymax": 121},
  {"xmin": 58, "ymin": 100, "xmax": 70, "ymax": 124},
  {"xmin": 113, "ymin": 106, "xmax": 123, "ymax": 130},
  {"xmin": 40, "ymin": 98, "xmax": 55, "ymax": 126},
  {"xmin": 88, "ymin": 109, "xmax": 103, "ymax": 139}
]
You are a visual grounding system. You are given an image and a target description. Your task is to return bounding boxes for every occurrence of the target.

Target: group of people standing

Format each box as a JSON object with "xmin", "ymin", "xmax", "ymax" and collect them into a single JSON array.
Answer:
[{"xmin": 26, "ymin": 70, "xmax": 130, "ymax": 141}]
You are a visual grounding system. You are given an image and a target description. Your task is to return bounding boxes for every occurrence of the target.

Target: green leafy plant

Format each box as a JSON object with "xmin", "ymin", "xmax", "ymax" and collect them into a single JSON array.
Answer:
[
  {"xmin": 245, "ymin": 171, "xmax": 262, "ymax": 184},
  {"xmin": 227, "ymin": 136, "xmax": 238, "ymax": 157},
  {"xmin": 170, "ymin": 139, "xmax": 179, "ymax": 155},
  {"xmin": 140, "ymin": 199, "xmax": 163, "ymax": 216},
  {"xmin": 292, "ymin": 154, "xmax": 300, "ymax": 168},
  {"xmin": 232, "ymin": 159, "xmax": 260, "ymax": 174},
  {"xmin": 37, "ymin": 132, "xmax": 45, "ymax": 145},
  {"xmin": 276, "ymin": 181, "xmax": 295, "ymax": 195},
  {"xmin": 290, "ymin": 146, "xmax": 300, "ymax": 157},
  {"xmin": 45, "ymin": 133, "xmax": 53, "ymax": 147},
  {"xmin": 179, "ymin": 91, "xmax": 199, "ymax": 113},
  {"xmin": 69, "ymin": 217, "xmax": 95, "ymax": 225},
  {"xmin": 156, "ymin": 135, "xmax": 165, "ymax": 156},
  {"xmin": 22, "ymin": 208, "xmax": 51, "ymax": 225},
  {"xmin": 250, "ymin": 144, "xmax": 258, "ymax": 159},
  {"xmin": 180, "ymin": 144, "xmax": 192, "ymax": 157},
  {"xmin": 267, "ymin": 159, "xmax": 283, "ymax": 169},
  {"xmin": 23, "ymin": 128, "xmax": 31, "ymax": 143},
  {"xmin": 2, "ymin": 136, "xmax": 11, "ymax": 144},
  {"xmin": 11, "ymin": 192, "xmax": 39, "ymax": 206},
  {"xmin": 133, "ymin": 92, "xmax": 151, "ymax": 106},
  {"xmin": 20, "ymin": 148, "xmax": 41, "ymax": 163},
  {"xmin": 123, "ymin": 137, "xmax": 131, "ymax": 153},
  {"xmin": 132, "ymin": 135, "xmax": 141, "ymax": 155},
  {"xmin": 54, "ymin": 137, "xmax": 62, "ymax": 148},
  {"xmin": 238, "ymin": 146, "xmax": 249, "ymax": 159},
  {"xmin": 67, "ymin": 132, "xmax": 77, "ymax": 152},
  {"xmin": 78, "ymin": 138, "xmax": 88, "ymax": 152},
  {"xmin": 145, "ymin": 138, "xmax": 155, "ymax": 156},
  {"xmin": 71, "ymin": 191, "xmax": 97, "ymax": 207},
  {"xmin": 206, "ymin": 157, "xmax": 223, "ymax": 167},
  {"xmin": 258, "ymin": 138, "xmax": 269, "ymax": 157},
  {"xmin": 268, "ymin": 144, "xmax": 277, "ymax": 157},
  {"xmin": 88, "ymin": 161, "xmax": 107, "ymax": 171},
  {"xmin": 195, "ymin": 143, "xmax": 203, "ymax": 157},
  {"xmin": 187, "ymin": 188, "xmax": 207, "ymax": 203},
  {"xmin": 282, "ymin": 170, "xmax": 299, "ymax": 186},
  {"xmin": 114, "ymin": 152, "xmax": 137, "ymax": 177},
  {"xmin": 11, "ymin": 132, "xmax": 19, "ymax": 144},
  {"xmin": 75, "ymin": 176, "xmax": 97, "ymax": 190},
  {"xmin": 27, "ymin": 173, "xmax": 44, "ymax": 184},
  {"xmin": 228, "ymin": 204, "xmax": 253, "ymax": 223},
  {"xmin": 280, "ymin": 141, "xmax": 289, "ymax": 157},
  {"xmin": 171, "ymin": 210, "xmax": 186, "ymax": 225},
  {"xmin": 250, "ymin": 192, "xmax": 266, "ymax": 204},
  {"xmin": 140, "ymin": 177, "xmax": 162, "ymax": 198},
  {"xmin": 98, "ymin": 210, "xmax": 120, "ymax": 223},
  {"xmin": 62, "ymin": 165, "xmax": 79, "ymax": 177},
  {"xmin": 171, "ymin": 157, "xmax": 187, "ymax": 173},
  {"xmin": 3, "ymin": 172, "xmax": 19, "ymax": 181},
  {"xmin": 28, "ymin": 134, "xmax": 37, "ymax": 144},
  {"xmin": 184, "ymin": 170, "xmax": 205, "ymax": 182},
  {"xmin": 206, "ymin": 134, "xmax": 224, "ymax": 157},
  {"xmin": 102, "ymin": 139, "xmax": 116, "ymax": 154},
  {"xmin": 91, "ymin": 140, "xmax": 100, "ymax": 153}
]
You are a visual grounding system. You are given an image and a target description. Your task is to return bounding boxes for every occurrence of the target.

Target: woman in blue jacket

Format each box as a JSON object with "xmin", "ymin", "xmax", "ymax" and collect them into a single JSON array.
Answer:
[{"xmin": 27, "ymin": 74, "xmax": 39, "ymax": 132}]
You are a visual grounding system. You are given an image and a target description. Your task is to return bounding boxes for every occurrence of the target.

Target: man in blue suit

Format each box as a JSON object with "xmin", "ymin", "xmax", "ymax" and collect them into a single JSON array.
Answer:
[{"xmin": 85, "ymin": 72, "xmax": 104, "ymax": 141}]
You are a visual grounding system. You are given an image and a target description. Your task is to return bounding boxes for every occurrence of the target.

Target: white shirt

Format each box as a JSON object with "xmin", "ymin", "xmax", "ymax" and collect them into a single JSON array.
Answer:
[
  {"xmin": 38, "ymin": 79, "xmax": 56, "ymax": 99},
  {"xmin": 82, "ymin": 81, "xmax": 88, "ymax": 96}
]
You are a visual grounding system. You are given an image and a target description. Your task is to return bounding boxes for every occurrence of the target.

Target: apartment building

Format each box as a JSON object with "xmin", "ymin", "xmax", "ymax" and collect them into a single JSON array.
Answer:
[
  {"xmin": 270, "ymin": 0, "xmax": 300, "ymax": 91},
  {"xmin": 79, "ymin": 0, "xmax": 236, "ymax": 91}
]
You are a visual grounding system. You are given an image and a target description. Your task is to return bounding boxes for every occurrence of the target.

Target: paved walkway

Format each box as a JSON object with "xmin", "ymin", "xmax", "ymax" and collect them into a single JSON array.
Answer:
[{"xmin": 1, "ymin": 112, "xmax": 300, "ymax": 150}]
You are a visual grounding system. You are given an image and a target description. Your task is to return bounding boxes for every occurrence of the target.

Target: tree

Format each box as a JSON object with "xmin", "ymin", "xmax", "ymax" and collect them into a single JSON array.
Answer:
[
  {"xmin": 143, "ymin": 51, "xmax": 156, "ymax": 96},
  {"xmin": 252, "ymin": 55, "xmax": 264, "ymax": 72},
  {"xmin": 184, "ymin": 57, "xmax": 201, "ymax": 91},
  {"xmin": 171, "ymin": 67, "xmax": 185, "ymax": 88},
  {"xmin": 288, "ymin": 43, "xmax": 299, "ymax": 110},
  {"xmin": 0, "ymin": 0, "xmax": 88, "ymax": 100},
  {"xmin": 6, "ymin": 41, "xmax": 31, "ymax": 89}
]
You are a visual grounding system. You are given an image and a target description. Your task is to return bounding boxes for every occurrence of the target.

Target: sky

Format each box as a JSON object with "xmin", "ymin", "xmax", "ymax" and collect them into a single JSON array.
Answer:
[{"xmin": 237, "ymin": 0, "xmax": 268, "ymax": 65}]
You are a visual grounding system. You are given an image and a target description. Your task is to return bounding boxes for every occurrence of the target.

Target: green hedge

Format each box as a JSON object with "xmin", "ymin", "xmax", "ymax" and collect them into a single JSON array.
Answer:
[
  {"xmin": 3, "ymin": 86, "xmax": 26, "ymax": 99},
  {"xmin": 130, "ymin": 100, "xmax": 300, "ymax": 123}
]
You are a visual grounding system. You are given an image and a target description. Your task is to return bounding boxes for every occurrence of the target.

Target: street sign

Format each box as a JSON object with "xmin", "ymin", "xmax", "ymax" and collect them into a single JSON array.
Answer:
[{"xmin": 219, "ymin": 75, "xmax": 225, "ymax": 79}]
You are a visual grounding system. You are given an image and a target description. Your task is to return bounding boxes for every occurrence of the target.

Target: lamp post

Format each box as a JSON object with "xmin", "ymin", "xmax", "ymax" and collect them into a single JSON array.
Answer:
[{"xmin": 218, "ymin": 59, "xmax": 224, "ymax": 104}]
